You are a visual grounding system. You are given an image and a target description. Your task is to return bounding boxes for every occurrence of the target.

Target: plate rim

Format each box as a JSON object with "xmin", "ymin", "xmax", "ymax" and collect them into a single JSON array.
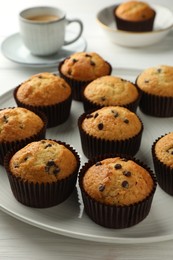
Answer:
[
  {"xmin": 1, "ymin": 68, "xmax": 173, "ymax": 244},
  {"xmin": 1, "ymin": 32, "xmax": 87, "ymax": 68}
]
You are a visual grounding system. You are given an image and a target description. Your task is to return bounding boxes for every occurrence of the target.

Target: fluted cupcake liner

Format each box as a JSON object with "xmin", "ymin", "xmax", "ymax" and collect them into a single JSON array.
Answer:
[
  {"xmin": 114, "ymin": 6, "xmax": 156, "ymax": 32},
  {"xmin": 152, "ymin": 136, "xmax": 173, "ymax": 195},
  {"xmin": 79, "ymin": 154, "xmax": 157, "ymax": 228},
  {"xmin": 0, "ymin": 108, "xmax": 47, "ymax": 165},
  {"xmin": 78, "ymin": 112, "xmax": 143, "ymax": 159},
  {"xmin": 4, "ymin": 140, "xmax": 80, "ymax": 208},
  {"xmin": 82, "ymin": 84, "xmax": 141, "ymax": 113},
  {"xmin": 137, "ymin": 90, "xmax": 173, "ymax": 117},
  {"xmin": 14, "ymin": 86, "xmax": 72, "ymax": 128},
  {"xmin": 58, "ymin": 61, "xmax": 112, "ymax": 101}
]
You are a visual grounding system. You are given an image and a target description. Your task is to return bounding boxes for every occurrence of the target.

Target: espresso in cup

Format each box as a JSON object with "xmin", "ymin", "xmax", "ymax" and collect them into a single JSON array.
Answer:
[{"xmin": 19, "ymin": 6, "xmax": 83, "ymax": 56}]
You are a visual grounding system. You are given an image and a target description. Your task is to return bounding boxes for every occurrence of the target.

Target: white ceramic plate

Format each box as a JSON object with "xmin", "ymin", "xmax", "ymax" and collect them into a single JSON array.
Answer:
[
  {"xmin": 0, "ymin": 68, "xmax": 173, "ymax": 244},
  {"xmin": 1, "ymin": 31, "xmax": 87, "ymax": 67},
  {"xmin": 96, "ymin": 4, "xmax": 173, "ymax": 47}
]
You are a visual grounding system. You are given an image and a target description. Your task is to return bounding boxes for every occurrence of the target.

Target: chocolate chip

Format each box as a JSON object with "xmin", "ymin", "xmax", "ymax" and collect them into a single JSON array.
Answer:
[
  {"xmin": 99, "ymin": 184, "xmax": 105, "ymax": 192},
  {"xmin": 120, "ymin": 78, "xmax": 126, "ymax": 82},
  {"xmin": 90, "ymin": 60, "xmax": 95, "ymax": 66},
  {"xmin": 85, "ymin": 54, "xmax": 92, "ymax": 58},
  {"xmin": 94, "ymin": 113, "xmax": 99, "ymax": 118},
  {"xmin": 46, "ymin": 160, "xmax": 56, "ymax": 167},
  {"xmin": 144, "ymin": 80, "xmax": 149, "ymax": 83},
  {"xmin": 45, "ymin": 160, "xmax": 60, "ymax": 175},
  {"xmin": 122, "ymin": 180, "xmax": 129, "ymax": 188},
  {"xmin": 114, "ymin": 164, "xmax": 122, "ymax": 169},
  {"xmin": 111, "ymin": 110, "xmax": 118, "ymax": 117},
  {"xmin": 124, "ymin": 119, "xmax": 129, "ymax": 124},
  {"xmin": 45, "ymin": 144, "xmax": 52, "ymax": 149},
  {"xmin": 72, "ymin": 58, "xmax": 78, "ymax": 63},
  {"xmin": 3, "ymin": 115, "xmax": 8, "ymax": 123},
  {"xmin": 157, "ymin": 68, "xmax": 162, "ymax": 73},
  {"xmin": 38, "ymin": 75, "xmax": 43, "ymax": 79},
  {"xmin": 53, "ymin": 167, "xmax": 60, "ymax": 175},
  {"xmin": 123, "ymin": 171, "xmax": 131, "ymax": 177},
  {"xmin": 98, "ymin": 123, "xmax": 104, "ymax": 130},
  {"xmin": 95, "ymin": 161, "xmax": 102, "ymax": 166},
  {"xmin": 101, "ymin": 97, "xmax": 106, "ymax": 101}
]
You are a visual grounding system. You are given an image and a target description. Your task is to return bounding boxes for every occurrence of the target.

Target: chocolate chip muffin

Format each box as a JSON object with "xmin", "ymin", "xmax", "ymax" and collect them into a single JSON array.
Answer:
[
  {"xmin": 0, "ymin": 107, "xmax": 47, "ymax": 165},
  {"xmin": 114, "ymin": 0, "xmax": 156, "ymax": 32},
  {"xmin": 82, "ymin": 75, "xmax": 140, "ymax": 112},
  {"xmin": 58, "ymin": 52, "xmax": 112, "ymax": 101},
  {"xmin": 78, "ymin": 106, "xmax": 143, "ymax": 158},
  {"xmin": 4, "ymin": 139, "xmax": 80, "ymax": 207},
  {"xmin": 152, "ymin": 132, "xmax": 173, "ymax": 195},
  {"xmin": 79, "ymin": 154, "xmax": 156, "ymax": 228},
  {"xmin": 14, "ymin": 72, "xmax": 72, "ymax": 127},
  {"xmin": 136, "ymin": 65, "xmax": 173, "ymax": 117}
]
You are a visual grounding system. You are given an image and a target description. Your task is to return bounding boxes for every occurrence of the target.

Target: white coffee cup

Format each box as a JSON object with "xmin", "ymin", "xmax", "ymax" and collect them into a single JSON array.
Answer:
[{"xmin": 19, "ymin": 6, "xmax": 83, "ymax": 56}]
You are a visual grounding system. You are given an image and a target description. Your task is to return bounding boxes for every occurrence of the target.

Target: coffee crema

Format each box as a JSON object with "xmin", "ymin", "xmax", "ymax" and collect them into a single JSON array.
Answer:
[{"xmin": 27, "ymin": 15, "xmax": 60, "ymax": 22}]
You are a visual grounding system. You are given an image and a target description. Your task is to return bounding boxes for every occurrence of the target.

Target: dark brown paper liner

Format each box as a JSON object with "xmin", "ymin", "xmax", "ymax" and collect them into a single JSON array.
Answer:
[
  {"xmin": 114, "ymin": 6, "xmax": 156, "ymax": 32},
  {"xmin": 0, "ymin": 107, "xmax": 47, "ymax": 165},
  {"xmin": 82, "ymin": 83, "xmax": 141, "ymax": 113},
  {"xmin": 58, "ymin": 61, "xmax": 112, "ymax": 101},
  {"xmin": 14, "ymin": 86, "xmax": 72, "ymax": 128},
  {"xmin": 78, "ymin": 154, "xmax": 157, "ymax": 228},
  {"xmin": 137, "ymin": 90, "xmax": 173, "ymax": 117},
  {"xmin": 4, "ymin": 139, "xmax": 80, "ymax": 208},
  {"xmin": 78, "ymin": 112, "xmax": 143, "ymax": 159},
  {"xmin": 152, "ymin": 134, "xmax": 173, "ymax": 195}
]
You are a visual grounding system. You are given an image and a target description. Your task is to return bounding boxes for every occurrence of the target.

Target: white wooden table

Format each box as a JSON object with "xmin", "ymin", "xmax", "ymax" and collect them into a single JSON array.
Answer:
[{"xmin": 0, "ymin": 0, "xmax": 173, "ymax": 259}]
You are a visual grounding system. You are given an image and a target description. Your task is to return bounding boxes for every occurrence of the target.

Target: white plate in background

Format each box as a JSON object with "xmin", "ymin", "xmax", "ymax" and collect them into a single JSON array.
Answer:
[{"xmin": 96, "ymin": 4, "xmax": 173, "ymax": 47}]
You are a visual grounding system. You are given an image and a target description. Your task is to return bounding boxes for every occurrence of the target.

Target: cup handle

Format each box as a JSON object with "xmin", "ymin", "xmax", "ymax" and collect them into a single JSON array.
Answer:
[{"xmin": 64, "ymin": 19, "xmax": 83, "ymax": 45}]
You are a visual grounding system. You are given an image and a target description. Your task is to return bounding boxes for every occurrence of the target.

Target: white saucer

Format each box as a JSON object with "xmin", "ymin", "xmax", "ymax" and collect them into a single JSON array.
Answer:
[
  {"xmin": 96, "ymin": 4, "xmax": 173, "ymax": 47},
  {"xmin": 1, "ymin": 31, "xmax": 87, "ymax": 67}
]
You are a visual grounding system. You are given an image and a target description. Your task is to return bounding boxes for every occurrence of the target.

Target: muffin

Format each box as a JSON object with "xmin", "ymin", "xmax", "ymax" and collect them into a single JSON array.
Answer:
[
  {"xmin": 0, "ymin": 107, "xmax": 47, "ymax": 165},
  {"xmin": 4, "ymin": 139, "xmax": 80, "ymax": 208},
  {"xmin": 14, "ymin": 72, "xmax": 72, "ymax": 128},
  {"xmin": 114, "ymin": 1, "xmax": 156, "ymax": 32},
  {"xmin": 78, "ymin": 106, "xmax": 143, "ymax": 159},
  {"xmin": 79, "ymin": 154, "xmax": 156, "ymax": 228},
  {"xmin": 152, "ymin": 132, "xmax": 173, "ymax": 195},
  {"xmin": 82, "ymin": 75, "xmax": 140, "ymax": 112},
  {"xmin": 58, "ymin": 52, "xmax": 112, "ymax": 101},
  {"xmin": 136, "ymin": 65, "xmax": 173, "ymax": 117}
]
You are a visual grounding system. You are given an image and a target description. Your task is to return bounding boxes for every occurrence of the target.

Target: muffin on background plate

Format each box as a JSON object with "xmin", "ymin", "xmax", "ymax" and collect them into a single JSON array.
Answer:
[
  {"xmin": 58, "ymin": 52, "xmax": 112, "ymax": 101},
  {"xmin": 152, "ymin": 132, "xmax": 173, "ymax": 195},
  {"xmin": 114, "ymin": 0, "xmax": 156, "ymax": 32},
  {"xmin": 78, "ymin": 106, "xmax": 143, "ymax": 159},
  {"xmin": 0, "ymin": 107, "xmax": 47, "ymax": 165},
  {"xmin": 14, "ymin": 72, "xmax": 72, "ymax": 128},
  {"xmin": 79, "ymin": 154, "xmax": 157, "ymax": 228},
  {"xmin": 4, "ymin": 139, "xmax": 80, "ymax": 208},
  {"xmin": 136, "ymin": 65, "xmax": 173, "ymax": 117},
  {"xmin": 82, "ymin": 75, "xmax": 141, "ymax": 112}
]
